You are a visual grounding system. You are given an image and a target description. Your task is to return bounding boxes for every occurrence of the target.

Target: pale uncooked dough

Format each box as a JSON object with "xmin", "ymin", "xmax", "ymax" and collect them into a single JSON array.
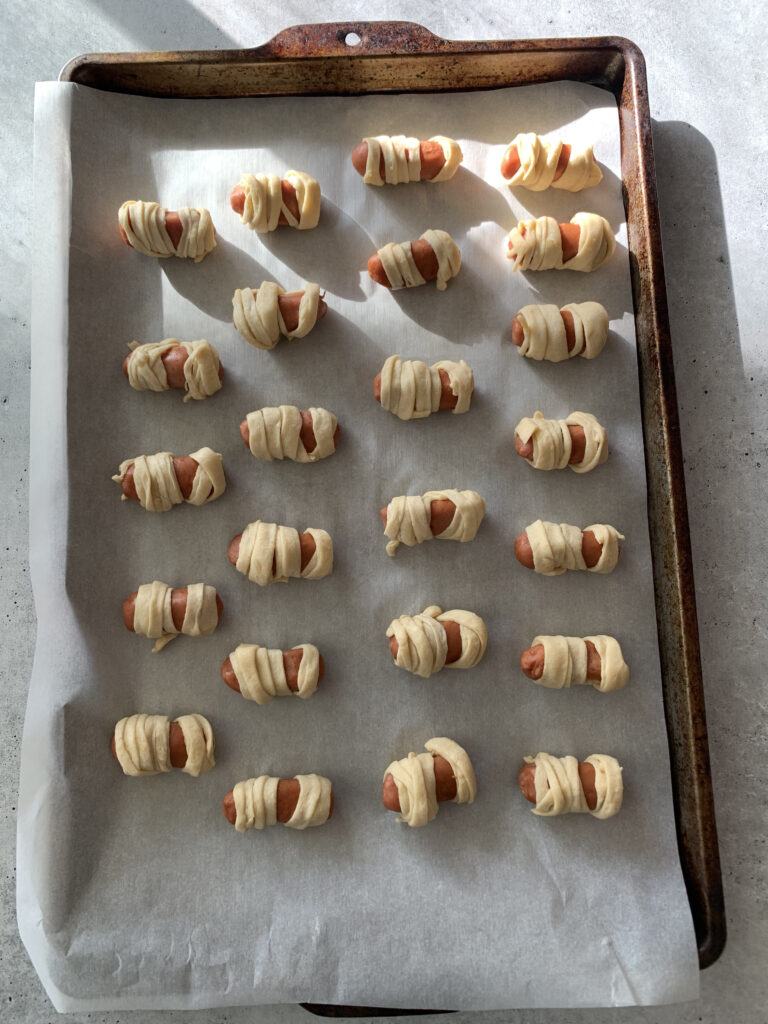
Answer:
[
  {"xmin": 245, "ymin": 406, "xmax": 337, "ymax": 462},
  {"xmin": 384, "ymin": 736, "xmax": 476, "ymax": 828},
  {"xmin": 234, "ymin": 170, "xmax": 321, "ymax": 231},
  {"xmin": 524, "ymin": 752, "xmax": 623, "ymax": 818},
  {"xmin": 515, "ymin": 411, "xmax": 608, "ymax": 473},
  {"xmin": 362, "ymin": 134, "xmax": 462, "ymax": 185},
  {"xmin": 386, "ymin": 605, "xmax": 487, "ymax": 678},
  {"xmin": 118, "ymin": 200, "xmax": 216, "ymax": 262},
  {"xmin": 232, "ymin": 774, "xmax": 332, "ymax": 832},
  {"xmin": 506, "ymin": 213, "xmax": 615, "ymax": 272},
  {"xmin": 515, "ymin": 301, "xmax": 609, "ymax": 361},
  {"xmin": 529, "ymin": 635, "xmax": 629, "ymax": 692},
  {"xmin": 112, "ymin": 447, "xmax": 225, "ymax": 512},
  {"xmin": 126, "ymin": 339, "xmax": 222, "ymax": 401},
  {"xmin": 114, "ymin": 712, "xmax": 215, "ymax": 777},
  {"xmin": 523, "ymin": 520, "xmax": 624, "ymax": 575},
  {"xmin": 232, "ymin": 281, "xmax": 322, "ymax": 350},
  {"xmin": 235, "ymin": 520, "xmax": 333, "ymax": 586},
  {"xmin": 131, "ymin": 580, "xmax": 220, "ymax": 653},
  {"xmin": 383, "ymin": 489, "xmax": 486, "ymax": 555},
  {"xmin": 376, "ymin": 229, "xmax": 460, "ymax": 290},
  {"xmin": 378, "ymin": 354, "xmax": 474, "ymax": 420},
  {"xmin": 504, "ymin": 132, "xmax": 602, "ymax": 192},
  {"xmin": 228, "ymin": 643, "xmax": 321, "ymax": 704}
]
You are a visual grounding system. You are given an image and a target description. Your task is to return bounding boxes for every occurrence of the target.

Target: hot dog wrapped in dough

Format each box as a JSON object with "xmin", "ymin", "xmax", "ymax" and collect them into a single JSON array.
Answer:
[
  {"xmin": 351, "ymin": 134, "xmax": 463, "ymax": 185},
  {"xmin": 381, "ymin": 489, "xmax": 486, "ymax": 556},
  {"xmin": 240, "ymin": 406, "xmax": 339, "ymax": 463},
  {"xmin": 374, "ymin": 355, "xmax": 474, "ymax": 420},
  {"xmin": 382, "ymin": 737, "xmax": 476, "ymax": 827},
  {"xmin": 123, "ymin": 339, "xmax": 222, "ymax": 401},
  {"xmin": 506, "ymin": 213, "xmax": 614, "ymax": 272},
  {"xmin": 514, "ymin": 520, "xmax": 624, "ymax": 575},
  {"xmin": 501, "ymin": 133, "xmax": 602, "ymax": 192},
  {"xmin": 512, "ymin": 301, "xmax": 609, "ymax": 361},
  {"xmin": 112, "ymin": 447, "xmax": 225, "ymax": 512},
  {"xmin": 368, "ymin": 229, "xmax": 460, "ymax": 291},
  {"xmin": 223, "ymin": 774, "xmax": 333, "ymax": 832},
  {"xmin": 229, "ymin": 170, "xmax": 321, "ymax": 232},
  {"xmin": 518, "ymin": 752, "xmax": 623, "ymax": 819},
  {"xmin": 228, "ymin": 520, "xmax": 333, "ymax": 586},
  {"xmin": 112, "ymin": 713, "xmax": 215, "ymax": 777},
  {"xmin": 118, "ymin": 200, "xmax": 216, "ymax": 262},
  {"xmin": 122, "ymin": 581, "xmax": 223, "ymax": 652},
  {"xmin": 514, "ymin": 411, "xmax": 608, "ymax": 473},
  {"xmin": 520, "ymin": 635, "xmax": 629, "ymax": 692},
  {"xmin": 387, "ymin": 605, "xmax": 487, "ymax": 678},
  {"xmin": 232, "ymin": 281, "xmax": 326, "ymax": 351},
  {"xmin": 221, "ymin": 643, "xmax": 323, "ymax": 704}
]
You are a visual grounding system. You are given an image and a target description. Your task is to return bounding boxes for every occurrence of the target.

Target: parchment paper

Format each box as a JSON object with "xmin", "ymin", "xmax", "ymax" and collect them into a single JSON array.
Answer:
[{"xmin": 19, "ymin": 79, "xmax": 700, "ymax": 1012}]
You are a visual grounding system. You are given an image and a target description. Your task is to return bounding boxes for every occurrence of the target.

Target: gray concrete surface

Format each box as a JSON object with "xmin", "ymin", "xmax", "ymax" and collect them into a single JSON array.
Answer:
[{"xmin": 1, "ymin": 1, "xmax": 766, "ymax": 1021}]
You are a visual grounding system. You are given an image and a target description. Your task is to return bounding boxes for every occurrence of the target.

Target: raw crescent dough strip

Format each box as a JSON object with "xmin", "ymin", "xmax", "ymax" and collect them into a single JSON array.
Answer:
[
  {"xmin": 515, "ymin": 301, "xmax": 609, "ymax": 361},
  {"xmin": 245, "ymin": 406, "xmax": 337, "ymax": 462},
  {"xmin": 515, "ymin": 411, "xmax": 608, "ymax": 473},
  {"xmin": 362, "ymin": 135, "xmax": 463, "ymax": 185},
  {"xmin": 376, "ymin": 229, "xmax": 461, "ymax": 291},
  {"xmin": 112, "ymin": 447, "xmax": 225, "ymax": 512},
  {"xmin": 132, "ymin": 581, "xmax": 220, "ymax": 653},
  {"xmin": 524, "ymin": 520, "xmax": 624, "ymax": 575},
  {"xmin": 233, "ymin": 774, "xmax": 332, "ymax": 832},
  {"xmin": 506, "ymin": 213, "xmax": 615, "ymax": 272},
  {"xmin": 384, "ymin": 736, "xmax": 476, "ymax": 827},
  {"xmin": 379, "ymin": 355, "xmax": 474, "ymax": 420},
  {"xmin": 229, "ymin": 642, "xmax": 321, "ymax": 704},
  {"xmin": 386, "ymin": 605, "xmax": 488, "ymax": 677},
  {"xmin": 525, "ymin": 752, "xmax": 623, "ymax": 818},
  {"xmin": 118, "ymin": 200, "xmax": 216, "ymax": 262},
  {"xmin": 235, "ymin": 520, "xmax": 333, "ymax": 586},
  {"xmin": 114, "ymin": 713, "xmax": 215, "ymax": 777},
  {"xmin": 383, "ymin": 489, "xmax": 486, "ymax": 556},
  {"xmin": 232, "ymin": 281, "xmax": 321, "ymax": 350},
  {"xmin": 235, "ymin": 170, "xmax": 321, "ymax": 231},
  {"xmin": 127, "ymin": 339, "xmax": 222, "ymax": 401},
  {"xmin": 531, "ymin": 635, "xmax": 629, "ymax": 692},
  {"xmin": 505, "ymin": 133, "xmax": 602, "ymax": 192}
]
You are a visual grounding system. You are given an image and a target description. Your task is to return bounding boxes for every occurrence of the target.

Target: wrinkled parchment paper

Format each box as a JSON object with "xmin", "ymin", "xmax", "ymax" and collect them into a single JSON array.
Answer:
[{"xmin": 19, "ymin": 80, "xmax": 699, "ymax": 1011}]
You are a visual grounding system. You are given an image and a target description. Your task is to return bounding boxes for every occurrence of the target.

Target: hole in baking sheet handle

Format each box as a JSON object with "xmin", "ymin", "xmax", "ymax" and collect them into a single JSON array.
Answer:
[{"xmin": 345, "ymin": 32, "xmax": 362, "ymax": 47}]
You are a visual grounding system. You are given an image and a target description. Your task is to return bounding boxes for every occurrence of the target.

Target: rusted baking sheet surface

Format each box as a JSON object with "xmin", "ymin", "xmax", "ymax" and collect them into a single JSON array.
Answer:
[{"xmin": 60, "ymin": 21, "xmax": 725, "ymax": 1009}]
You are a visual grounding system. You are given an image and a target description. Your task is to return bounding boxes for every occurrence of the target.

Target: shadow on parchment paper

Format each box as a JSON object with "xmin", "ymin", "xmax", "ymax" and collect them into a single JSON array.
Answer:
[
  {"xmin": 441, "ymin": 165, "xmax": 516, "ymax": 231},
  {"xmin": 516, "ymin": 160, "xmax": 623, "ymax": 228},
  {"xmin": 160, "ymin": 235, "xmax": 269, "ymax": 323}
]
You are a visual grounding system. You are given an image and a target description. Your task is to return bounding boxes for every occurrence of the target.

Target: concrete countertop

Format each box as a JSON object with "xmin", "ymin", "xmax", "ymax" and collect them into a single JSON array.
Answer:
[{"xmin": 1, "ymin": 2, "xmax": 765, "ymax": 1022}]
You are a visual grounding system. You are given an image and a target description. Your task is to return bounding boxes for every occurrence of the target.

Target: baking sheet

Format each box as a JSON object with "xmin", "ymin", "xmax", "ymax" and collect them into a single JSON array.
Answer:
[{"xmin": 19, "ymin": 79, "xmax": 699, "ymax": 1011}]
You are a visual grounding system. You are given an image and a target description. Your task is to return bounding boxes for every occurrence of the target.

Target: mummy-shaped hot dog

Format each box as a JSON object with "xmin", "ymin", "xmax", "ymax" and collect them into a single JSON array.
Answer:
[
  {"xmin": 122, "ymin": 581, "xmax": 223, "ymax": 652},
  {"xmin": 118, "ymin": 200, "xmax": 216, "ymax": 262},
  {"xmin": 513, "ymin": 301, "xmax": 609, "ymax": 361},
  {"xmin": 240, "ymin": 406, "xmax": 339, "ymax": 462},
  {"xmin": 374, "ymin": 355, "xmax": 474, "ymax": 420},
  {"xmin": 232, "ymin": 281, "xmax": 326, "ymax": 350},
  {"xmin": 514, "ymin": 520, "xmax": 623, "ymax": 575},
  {"xmin": 351, "ymin": 135, "xmax": 463, "ymax": 185},
  {"xmin": 111, "ymin": 713, "xmax": 215, "ymax": 777},
  {"xmin": 518, "ymin": 752, "xmax": 623, "ymax": 818},
  {"xmin": 228, "ymin": 520, "xmax": 333, "ymax": 586},
  {"xmin": 123, "ymin": 339, "xmax": 223, "ymax": 401},
  {"xmin": 223, "ymin": 775, "xmax": 333, "ymax": 832},
  {"xmin": 515, "ymin": 411, "xmax": 608, "ymax": 473},
  {"xmin": 221, "ymin": 643, "xmax": 324, "ymax": 704},
  {"xmin": 368, "ymin": 229, "xmax": 460, "ymax": 291},
  {"xmin": 113, "ymin": 447, "xmax": 225, "ymax": 511},
  {"xmin": 506, "ymin": 213, "xmax": 614, "ymax": 272},
  {"xmin": 501, "ymin": 133, "xmax": 602, "ymax": 192},
  {"xmin": 521, "ymin": 635, "xmax": 629, "ymax": 692},
  {"xmin": 387, "ymin": 605, "xmax": 487, "ymax": 678},
  {"xmin": 229, "ymin": 170, "xmax": 321, "ymax": 232},
  {"xmin": 382, "ymin": 737, "xmax": 476, "ymax": 827},
  {"xmin": 381, "ymin": 489, "xmax": 486, "ymax": 556}
]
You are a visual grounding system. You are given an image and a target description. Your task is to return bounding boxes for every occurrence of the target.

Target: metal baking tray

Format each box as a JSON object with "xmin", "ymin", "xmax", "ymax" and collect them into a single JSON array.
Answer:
[{"xmin": 60, "ymin": 21, "xmax": 725, "ymax": 1013}]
